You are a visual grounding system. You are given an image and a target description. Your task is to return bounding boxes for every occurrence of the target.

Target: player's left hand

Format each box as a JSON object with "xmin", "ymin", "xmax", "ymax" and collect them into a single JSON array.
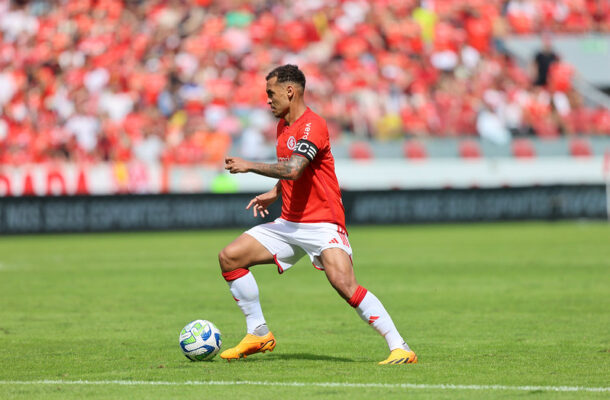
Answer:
[
  {"xmin": 246, "ymin": 195, "xmax": 271, "ymax": 218},
  {"xmin": 225, "ymin": 157, "xmax": 250, "ymax": 174},
  {"xmin": 245, "ymin": 188, "xmax": 278, "ymax": 218}
]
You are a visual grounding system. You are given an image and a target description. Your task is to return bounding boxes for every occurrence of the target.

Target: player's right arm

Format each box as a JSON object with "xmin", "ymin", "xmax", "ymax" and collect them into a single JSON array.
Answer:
[{"xmin": 246, "ymin": 181, "xmax": 281, "ymax": 218}]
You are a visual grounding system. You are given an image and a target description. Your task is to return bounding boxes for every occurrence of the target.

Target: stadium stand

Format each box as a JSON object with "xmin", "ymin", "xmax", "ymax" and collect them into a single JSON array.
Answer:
[{"xmin": 0, "ymin": 0, "xmax": 609, "ymax": 166}]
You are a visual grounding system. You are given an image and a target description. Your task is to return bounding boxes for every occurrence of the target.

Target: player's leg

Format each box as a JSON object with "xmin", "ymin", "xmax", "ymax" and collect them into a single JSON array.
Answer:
[
  {"xmin": 218, "ymin": 233, "xmax": 276, "ymax": 360},
  {"xmin": 318, "ymin": 247, "xmax": 359, "ymax": 300},
  {"xmin": 320, "ymin": 248, "xmax": 417, "ymax": 365},
  {"xmin": 219, "ymin": 234, "xmax": 273, "ymax": 336},
  {"xmin": 219, "ymin": 232, "xmax": 275, "ymax": 272}
]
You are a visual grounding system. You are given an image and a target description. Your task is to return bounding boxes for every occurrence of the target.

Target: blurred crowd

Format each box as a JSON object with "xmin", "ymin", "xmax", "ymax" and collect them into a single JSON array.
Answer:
[{"xmin": 0, "ymin": 0, "xmax": 609, "ymax": 165}]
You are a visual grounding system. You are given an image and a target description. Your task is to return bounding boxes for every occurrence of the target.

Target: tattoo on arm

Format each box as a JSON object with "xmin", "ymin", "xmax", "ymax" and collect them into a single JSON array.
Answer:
[{"xmin": 248, "ymin": 155, "xmax": 309, "ymax": 180}]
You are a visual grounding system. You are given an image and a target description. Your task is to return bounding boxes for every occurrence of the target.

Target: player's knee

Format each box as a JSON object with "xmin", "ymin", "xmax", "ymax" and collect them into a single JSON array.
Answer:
[{"xmin": 218, "ymin": 246, "xmax": 240, "ymax": 272}]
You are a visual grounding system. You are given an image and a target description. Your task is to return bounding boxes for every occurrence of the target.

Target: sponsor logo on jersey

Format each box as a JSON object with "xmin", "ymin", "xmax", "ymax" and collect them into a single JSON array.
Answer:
[
  {"xmin": 287, "ymin": 136, "xmax": 296, "ymax": 150},
  {"xmin": 303, "ymin": 122, "xmax": 312, "ymax": 139}
]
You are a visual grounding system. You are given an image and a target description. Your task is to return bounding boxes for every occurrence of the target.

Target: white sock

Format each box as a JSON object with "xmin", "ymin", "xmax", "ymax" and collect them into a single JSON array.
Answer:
[
  {"xmin": 225, "ymin": 271, "xmax": 266, "ymax": 335},
  {"xmin": 350, "ymin": 286, "xmax": 410, "ymax": 351}
]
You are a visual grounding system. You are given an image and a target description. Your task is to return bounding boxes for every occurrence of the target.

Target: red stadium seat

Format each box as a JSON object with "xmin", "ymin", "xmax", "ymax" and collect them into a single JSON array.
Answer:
[
  {"xmin": 458, "ymin": 140, "xmax": 481, "ymax": 159},
  {"xmin": 569, "ymin": 138, "xmax": 592, "ymax": 157},
  {"xmin": 512, "ymin": 139, "xmax": 536, "ymax": 158},
  {"xmin": 349, "ymin": 141, "xmax": 373, "ymax": 160},
  {"xmin": 403, "ymin": 141, "xmax": 427, "ymax": 160}
]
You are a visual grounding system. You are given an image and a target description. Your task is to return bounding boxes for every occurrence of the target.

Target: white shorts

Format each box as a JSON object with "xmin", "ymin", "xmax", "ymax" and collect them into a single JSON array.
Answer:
[{"xmin": 245, "ymin": 218, "xmax": 353, "ymax": 274}]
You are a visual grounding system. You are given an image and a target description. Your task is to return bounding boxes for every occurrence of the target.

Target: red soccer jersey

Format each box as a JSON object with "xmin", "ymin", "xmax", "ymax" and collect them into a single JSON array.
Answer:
[{"xmin": 276, "ymin": 107, "xmax": 346, "ymax": 231}]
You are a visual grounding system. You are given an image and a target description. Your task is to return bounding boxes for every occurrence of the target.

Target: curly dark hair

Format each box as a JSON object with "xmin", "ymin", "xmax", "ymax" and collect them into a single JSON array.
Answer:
[{"xmin": 265, "ymin": 64, "xmax": 306, "ymax": 90}]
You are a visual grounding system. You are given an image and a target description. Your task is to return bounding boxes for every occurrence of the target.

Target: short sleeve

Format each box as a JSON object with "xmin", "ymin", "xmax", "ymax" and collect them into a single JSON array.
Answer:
[
  {"xmin": 292, "ymin": 117, "xmax": 327, "ymax": 161},
  {"xmin": 298, "ymin": 118, "xmax": 326, "ymax": 149}
]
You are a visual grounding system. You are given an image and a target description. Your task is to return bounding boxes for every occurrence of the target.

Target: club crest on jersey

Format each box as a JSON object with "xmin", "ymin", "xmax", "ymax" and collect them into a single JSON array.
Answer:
[{"xmin": 287, "ymin": 136, "xmax": 296, "ymax": 150}]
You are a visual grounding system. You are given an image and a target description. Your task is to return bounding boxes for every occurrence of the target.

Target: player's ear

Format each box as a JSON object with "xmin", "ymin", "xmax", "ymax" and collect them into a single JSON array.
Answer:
[{"xmin": 286, "ymin": 84, "xmax": 294, "ymax": 100}]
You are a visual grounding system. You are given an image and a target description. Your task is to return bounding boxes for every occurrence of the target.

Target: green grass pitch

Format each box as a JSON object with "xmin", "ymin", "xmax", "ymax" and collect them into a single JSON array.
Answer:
[{"xmin": 0, "ymin": 222, "xmax": 608, "ymax": 399}]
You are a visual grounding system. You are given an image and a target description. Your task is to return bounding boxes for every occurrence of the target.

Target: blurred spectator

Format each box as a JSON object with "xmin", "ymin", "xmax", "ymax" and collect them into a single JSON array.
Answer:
[
  {"xmin": 477, "ymin": 103, "xmax": 512, "ymax": 145},
  {"xmin": 506, "ymin": 0, "xmax": 537, "ymax": 34},
  {"xmin": 0, "ymin": 0, "xmax": 608, "ymax": 166},
  {"xmin": 134, "ymin": 131, "xmax": 164, "ymax": 163},
  {"xmin": 65, "ymin": 98, "xmax": 99, "ymax": 155},
  {"xmin": 532, "ymin": 35, "xmax": 558, "ymax": 86}
]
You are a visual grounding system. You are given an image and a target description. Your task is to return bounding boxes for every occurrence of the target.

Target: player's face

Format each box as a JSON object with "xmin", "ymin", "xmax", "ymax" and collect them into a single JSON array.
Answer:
[{"xmin": 266, "ymin": 77, "xmax": 290, "ymax": 118}]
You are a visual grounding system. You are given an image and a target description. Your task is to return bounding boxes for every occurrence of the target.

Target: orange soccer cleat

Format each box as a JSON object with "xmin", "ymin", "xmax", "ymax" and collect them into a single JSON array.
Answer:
[
  {"xmin": 220, "ymin": 332, "xmax": 276, "ymax": 361},
  {"xmin": 378, "ymin": 348, "xmax": 418, "ymax": 365}
]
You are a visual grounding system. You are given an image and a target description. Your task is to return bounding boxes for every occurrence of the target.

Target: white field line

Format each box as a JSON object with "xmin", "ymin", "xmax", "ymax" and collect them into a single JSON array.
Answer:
[{"xmin": 0, "ymin": 380, "xmax": 608, "ymax": 393}]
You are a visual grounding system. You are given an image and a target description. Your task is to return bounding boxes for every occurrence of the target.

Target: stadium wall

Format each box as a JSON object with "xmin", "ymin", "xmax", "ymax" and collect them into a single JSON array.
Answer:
[
  {"xmin": 0, "ymin": 156, "xmax": 607, "ymax": 196},
  {"xmin": 0, "ymin": 185, "xmax": 606, "ymax": 234}
]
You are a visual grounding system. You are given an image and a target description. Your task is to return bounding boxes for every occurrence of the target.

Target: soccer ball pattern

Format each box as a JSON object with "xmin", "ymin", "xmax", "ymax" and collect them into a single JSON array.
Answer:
[{"xmin": 179, "ymin": 320, "xmax": 222, "ymax": 361}]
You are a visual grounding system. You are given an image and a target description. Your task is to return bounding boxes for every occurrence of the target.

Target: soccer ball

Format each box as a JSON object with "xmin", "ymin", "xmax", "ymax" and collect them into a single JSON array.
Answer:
[{"xmin": 179, "ymin": 320, "xmax": 222, "ymax": 361}]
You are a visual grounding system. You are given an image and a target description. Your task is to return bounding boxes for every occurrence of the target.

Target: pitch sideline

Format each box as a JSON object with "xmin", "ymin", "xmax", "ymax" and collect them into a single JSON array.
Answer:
[{"xmin": 0, "ymin": 380, "xmax": 608, "ymax": 393}]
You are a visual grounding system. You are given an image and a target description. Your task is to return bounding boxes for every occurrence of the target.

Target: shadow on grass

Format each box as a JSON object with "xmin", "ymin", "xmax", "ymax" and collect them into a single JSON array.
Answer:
[{"xmin": 264, "ymin": 352, "xmax": 354, "ymax": 362}]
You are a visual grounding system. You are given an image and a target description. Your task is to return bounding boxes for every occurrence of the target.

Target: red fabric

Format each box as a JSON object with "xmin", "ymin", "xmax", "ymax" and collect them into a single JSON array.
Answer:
[
  {"xmin": 533, "ymin": 119, "xmax": 560, "ymax": 138},
  {"xmin": 273, "ymin": 254, "xmax": 284, "ymax": 274},
  {"xmin": 434, "ymin": 22, "xmax": 459, "ymax": 52},
  {"xmin": 508, "ymin": 13, "xmax": 534, "ymax": 34},
  {"xmin": 277, "ymin": 108, "xmax": 347, "ymax": 231},
  {"xmin": 564, "ymin": 9, "xmax": 592, "ymax": 32},
  {"xmin": 539, "ymin": 0, "xmax": 557, "ymax": 29},
  {"xmin": 465, "ymin": 17, "xmax": 491, "ymax": 53},
  {"xmin": 548, "ymin": 62, "xmax": 574, "ymax": 92},
  {"xmin": 348, "ymin": 285, "xmax": 368, "ymax": 308},
  {"xmin": 222, "ymin": 268, "xmax": 250, "ymax": 282},
  {"xmin": 249, "ymin": 12, "xmax": 276, "ymax": 43}
]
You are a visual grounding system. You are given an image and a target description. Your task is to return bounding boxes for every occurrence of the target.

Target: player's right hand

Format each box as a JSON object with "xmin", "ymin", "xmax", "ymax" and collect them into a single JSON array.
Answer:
[{"xmin": 225, "ymin": 156, "xmax": 249, "ymax": 174}]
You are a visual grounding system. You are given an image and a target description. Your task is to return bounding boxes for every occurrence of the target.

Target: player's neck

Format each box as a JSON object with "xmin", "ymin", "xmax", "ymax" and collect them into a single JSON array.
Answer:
[{"xmin": 283, "ymin": 102, "xmax": 308, "ymax": 126}]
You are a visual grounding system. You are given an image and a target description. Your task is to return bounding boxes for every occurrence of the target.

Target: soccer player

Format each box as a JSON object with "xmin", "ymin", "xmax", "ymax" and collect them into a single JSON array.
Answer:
[{"xmin": 220, "ymin": 64, "xmax": 416, "ymax": 365}]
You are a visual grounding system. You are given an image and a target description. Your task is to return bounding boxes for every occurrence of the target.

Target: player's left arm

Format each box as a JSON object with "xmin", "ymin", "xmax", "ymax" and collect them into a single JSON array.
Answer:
[{"xmin": 225, "ymin": 154, "xmax": 310, "ymax": 180}]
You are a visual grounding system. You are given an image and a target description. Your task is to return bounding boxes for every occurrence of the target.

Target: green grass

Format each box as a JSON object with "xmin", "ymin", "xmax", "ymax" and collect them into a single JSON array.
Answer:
[{"xmin": 0, "ymin": 222, "xmax": 609, "ymax": 399}]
